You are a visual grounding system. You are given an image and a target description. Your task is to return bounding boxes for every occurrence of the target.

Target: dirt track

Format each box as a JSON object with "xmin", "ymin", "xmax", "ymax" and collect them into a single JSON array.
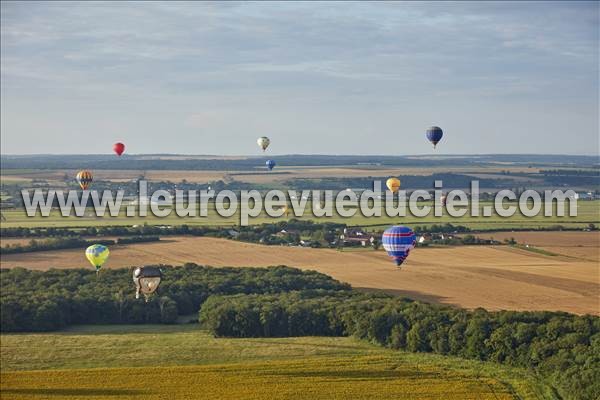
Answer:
[{"xmin": 2, "ymin": 236, "xmax": 598, "ymax": 315}]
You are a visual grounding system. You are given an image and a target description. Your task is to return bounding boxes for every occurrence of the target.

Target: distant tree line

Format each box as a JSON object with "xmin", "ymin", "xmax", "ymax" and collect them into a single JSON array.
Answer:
[
  {"xmin": 417, "ymin": 234, "xmax": 499, "ymax": 247},
  {"xmin": 284, "ymin": 173, "xmax": 517, "ymax": 190},
  {"xmin": 1, "ymin": 220, "xmax": 342, "ymax": 238},
  {"xmin": 1, "ymin": 237, "xmax": 113, "ymax": 254},
  {"xmin": 0, "ymin": 220, "xmax": 347, "ymax": 248},
  {"xmin": 3, "ymin": 153, "xmax": 597, "ymax": 171},
  {"xmin": 413, "ymin": 223, "xmax": 470, "ymax": 234},
  {"xmin": 0, "ymin": 236, "xmax": 159, "ymax": 254},
  {"xmin": 1, "ymin": 154, "xmax": 501, "ymax": 171},
  {"xmin": 540, "ymin": 169, "xmax": 600, "ymax": 176},
  {"xmin": 200, "ymin": 291, "xmax": 600, "ymax": 400}
]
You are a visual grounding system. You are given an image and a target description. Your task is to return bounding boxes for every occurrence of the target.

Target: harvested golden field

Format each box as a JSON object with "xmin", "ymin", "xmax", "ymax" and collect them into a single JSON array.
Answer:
[
  {"xmin": 476, "ymin": 231, "xmax": 600, "ymax": 261},
  {"xmin": 477, "ymin": 231, "xmax": 599, "ymax": 247},
  {"xmin": 0, "ymin": 238, "xmax": 32, "ymax": 246},
  {"xmin": 2, "ymin": 234, "xmax": 598, "ymax": 315}
]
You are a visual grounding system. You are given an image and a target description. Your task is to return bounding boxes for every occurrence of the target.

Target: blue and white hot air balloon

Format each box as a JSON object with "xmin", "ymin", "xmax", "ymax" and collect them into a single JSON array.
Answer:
[
  {"xmin": 266, "ymin": 159, "xmax": 276, "ymax": 171},
  {"xmin": 426, "ymin": 126, "xmax": 443, "ymax": 149},
  {"xmin": 382, "ymin": 226, "xmax": 416, "ymax": 267}
]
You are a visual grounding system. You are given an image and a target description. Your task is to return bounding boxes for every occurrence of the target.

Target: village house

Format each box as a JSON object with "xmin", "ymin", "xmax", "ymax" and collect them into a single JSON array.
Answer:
[{"xmin": 340, "ymin": 228, "xmax": 377, "ymax": 247}]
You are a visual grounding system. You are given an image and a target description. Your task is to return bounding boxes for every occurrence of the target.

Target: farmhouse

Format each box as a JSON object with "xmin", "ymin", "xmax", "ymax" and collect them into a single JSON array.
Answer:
[{"xmin": 340, "ymin": 228, "xmax": 376, "ymax": 247}]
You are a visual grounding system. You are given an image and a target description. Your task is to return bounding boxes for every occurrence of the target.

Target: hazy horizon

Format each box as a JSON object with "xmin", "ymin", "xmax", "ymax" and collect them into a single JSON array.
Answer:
[
  {"xmin": 2, "ymin": 153, "xmax": 598, "ymax": 160},
  {"xmin": 2, "ymin": 1, "xmax": 599, "ymax": 156}
]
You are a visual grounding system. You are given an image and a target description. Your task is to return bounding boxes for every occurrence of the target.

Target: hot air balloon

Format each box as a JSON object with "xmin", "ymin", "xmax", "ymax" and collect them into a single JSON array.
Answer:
[
  {"xmin": 386, "ymin": 177, "xmax": 401, "ymax": 193},
  {"xmin": 426, "ymin": 126, "xmax": 443, "ymax": 148},
  {"xmin": 257, "ymin": 136, "xmax": 270, "ymax": 152},
  {"xmin": 266, "ymin": 159, "xmax": 276, "ymax": 171},
  {"xmin": 382, "ymin": 226, "xmax": 416, "ymax": 267},
  {"xmin": 85, "ymin": 244, "xmax": 109, "ymax": 275},
  {"xmin": 113, "ymin": 142, "xmax": 125, "ymax": 156},
  {"xmin": 76, "ymin": 170, "xmax": 93, "ymax": 190},
  {"xmin": 133, "ymin": 266, "xmax": 163, "ymax": 302}
]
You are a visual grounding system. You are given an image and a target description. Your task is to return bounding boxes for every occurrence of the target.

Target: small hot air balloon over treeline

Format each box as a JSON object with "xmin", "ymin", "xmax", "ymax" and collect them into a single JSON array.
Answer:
[{"xmin": 85, "ymin": 244, "xmax": 110, "ymax": 275}]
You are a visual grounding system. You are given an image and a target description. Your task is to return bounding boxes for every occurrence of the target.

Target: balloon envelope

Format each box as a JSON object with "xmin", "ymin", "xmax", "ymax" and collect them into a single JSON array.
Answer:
[
  {"xmin": 113, "ymin": 142, "xmax": 125, "ymax": 156},
  {"xmin": 382, "ymin": 226, "xmax": 416, "ymax": 266},
  {"xmin": 76, "ymin": 170, "xmax": 93, "ymax": 190},
  {"xmin": 133, "ymin": 266, "xmax": 163, "ymax": 301},
  {"xmin": 257, "ymin": 136, "xmax": 270, "ymax": 151},
  {"xmin": 85, "ymin": 244, "xmax": 109, "ymax": 272},
  {"xmin": 426, "ymin": 126, "xmax": 443, "ymax": 148},
  {"xmin": 386, "ymin": 177, "xmax": 401, "ymax": 193},
  {"xmin": 266, "ymin": 159, "xmax": 276, "ymax": 171}
]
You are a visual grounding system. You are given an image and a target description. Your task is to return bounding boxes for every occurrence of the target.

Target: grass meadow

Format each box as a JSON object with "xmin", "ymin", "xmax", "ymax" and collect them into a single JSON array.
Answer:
[{"xmin": 1, "ymin": 325, "xmax": 552, "ymax": 400}]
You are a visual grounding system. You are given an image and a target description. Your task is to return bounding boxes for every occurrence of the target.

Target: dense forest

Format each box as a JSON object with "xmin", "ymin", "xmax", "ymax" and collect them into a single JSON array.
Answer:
[
  {"xmin": 1, "ymin": 265, "xmax": 598, "ymax": 399},
  {"xmin": 0, "ymin": 265, "xmax": 350, "ymax": 331},
  {"xmin": 200, "ymin": 291, "xmax": 600, "ymax": 400}
]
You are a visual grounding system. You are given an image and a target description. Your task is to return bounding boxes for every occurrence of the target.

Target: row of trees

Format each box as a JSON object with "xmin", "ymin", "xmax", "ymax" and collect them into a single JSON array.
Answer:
[
  {"xmin": 1, "ymin": 220, "xmax": 345, "ymax": 239},
  {"xmin": 1, "ymin": 236, "xmax": 159, "ymax": 254},
  {"xmin": 540, "ymin": 169, "xmax": 600, "ymax": 176},
  {"xmin": 3, "ymin": 153, "xmax": 504, "ymax": 171},
  {"xmin": 0, "ymin": 220, "xmax": 348, "ymax": 248},
  {"xmin": 413, "ymin": 223, "xmax": 470, "ymax": 233},
  {"xmin": 0, "ymin": 265, "xmax": 349, "ymax": 332},
  {"xmin": 199, "ymin": 291, "xmax": 599, "ymax": 400},
  {"xmin": 286, "ymin": 174, "xmax": 516, "ymax": 190}
]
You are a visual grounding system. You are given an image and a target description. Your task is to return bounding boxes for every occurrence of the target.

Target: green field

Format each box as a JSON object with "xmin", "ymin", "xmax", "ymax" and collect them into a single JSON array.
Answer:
[
  {"xmin": 0, "ymin": 325, "xmax": 551, "ymax": 400},
  {"xmin": 2, "ymin": 200, "xmax": 598, "ymax": 230}
]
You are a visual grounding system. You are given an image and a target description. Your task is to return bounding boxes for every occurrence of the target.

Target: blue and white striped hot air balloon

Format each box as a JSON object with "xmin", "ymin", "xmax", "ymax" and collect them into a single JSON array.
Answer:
[
  {"xmin": 382, "ymin": 226, "xmax": 416, "ymax": 267},
  {"xmin": 266, "ymin": 159, "xmax": 276, "ymax": 171}
]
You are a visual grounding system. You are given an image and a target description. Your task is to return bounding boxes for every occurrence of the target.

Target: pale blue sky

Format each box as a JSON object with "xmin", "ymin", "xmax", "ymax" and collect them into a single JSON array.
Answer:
[{"xmin": 1, "ymin": 1, "xmax": 598, "ymax": 155}]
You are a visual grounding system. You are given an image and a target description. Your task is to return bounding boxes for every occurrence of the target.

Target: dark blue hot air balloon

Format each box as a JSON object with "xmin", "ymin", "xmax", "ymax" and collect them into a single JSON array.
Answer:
[
  {"xmin": 382, "ymin": 225, "xmax": 416, "ymax": 266},
  {"xmin": 266, "ymin": 159, "xmax": 276, "ymax": 171},
  {"xmin": 426, "ymin": 126, "xmax": 443, "ymax": 148}
]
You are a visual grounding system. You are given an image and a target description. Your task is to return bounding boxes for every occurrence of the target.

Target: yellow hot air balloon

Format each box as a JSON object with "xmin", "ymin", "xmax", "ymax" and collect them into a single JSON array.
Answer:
[
  {"xmin": 386, "ymin": 177, "xmax": 401, "ymax": 193},
  {"xmin": 85, "ymin": 244, "xmax": 109, "ymax": 275},
  {"xmin": 76, "ymin": 170, "xmax": 93, "ymax": 190}
]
